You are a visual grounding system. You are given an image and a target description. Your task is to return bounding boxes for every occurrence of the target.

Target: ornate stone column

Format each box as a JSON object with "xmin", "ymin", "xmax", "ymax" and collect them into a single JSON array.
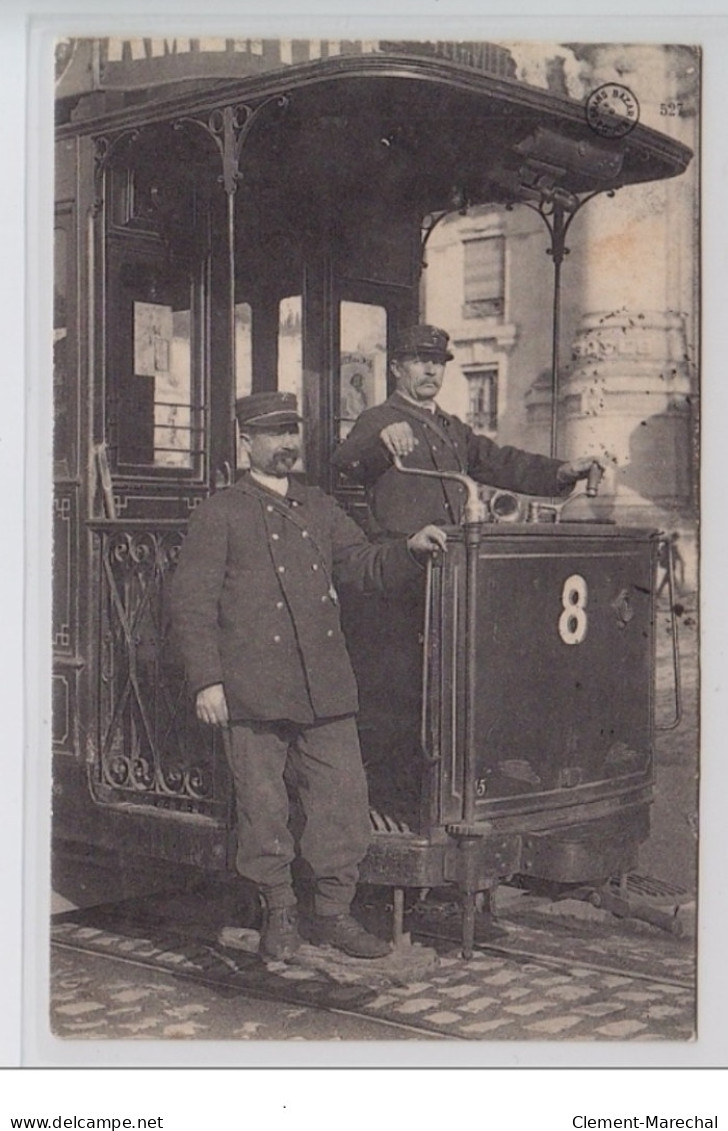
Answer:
[
  {"xmin": 559, "ymin": 45, "xmax": 698, "ymax": 532},
  {"xmin": 563, "ymin": 309, "xmax": 693, "ymax": 518}
]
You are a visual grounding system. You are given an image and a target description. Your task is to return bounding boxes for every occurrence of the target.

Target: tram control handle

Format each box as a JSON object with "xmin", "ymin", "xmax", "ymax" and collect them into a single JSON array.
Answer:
[
  {"xmin": 391, "ymin": 455, "xmax": 606, "ymax": 525},
  {"xmin": 390, "ymin": 454, "xmax": 487, "ymax": 524},
  {"xmin": 585, "ymin": 460, "xmax": 604, "ymax": 497}
]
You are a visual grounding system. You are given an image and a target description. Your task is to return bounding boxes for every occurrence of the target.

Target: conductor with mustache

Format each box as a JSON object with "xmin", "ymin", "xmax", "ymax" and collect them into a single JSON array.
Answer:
[{"xmin": 170, "ymin": 390, "xmax": 446, "ymax": 962}]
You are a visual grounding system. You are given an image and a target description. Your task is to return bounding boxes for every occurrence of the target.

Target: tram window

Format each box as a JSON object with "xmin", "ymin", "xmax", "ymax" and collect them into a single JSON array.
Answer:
[
  {"xmin": 53, "ymin": 222, "xmax": 71, "ymax": 476},
  {"xmin": 338, "ymin": 301, "xmax": 387, "ymax": 440},
  {"xmin": 149, "ymin": 307, "xmax": 192, "ymax": 469},
  {"xmin": 278, "ymin": 296, "xmax": 302, "ymax": 401},
  {"xmin": 235, "ymin": 302, "xmax": 252, "ymax": 399},
  {"xmin": 118, "ymin": 293, "xmax": 202, "ymax": 473},
  {"xmin": 278, "ymin": 296, "xmax": 305, "ymax": 471}
]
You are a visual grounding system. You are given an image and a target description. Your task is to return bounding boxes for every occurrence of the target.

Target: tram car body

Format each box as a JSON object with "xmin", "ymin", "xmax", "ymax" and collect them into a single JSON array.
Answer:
[
  {"xmin": 51, "ymin": 38, "xmax": 690, "ymax": 939},
  {"xmin": 361, "ymin": 521, "xmax": 658, "ymax": 939}
]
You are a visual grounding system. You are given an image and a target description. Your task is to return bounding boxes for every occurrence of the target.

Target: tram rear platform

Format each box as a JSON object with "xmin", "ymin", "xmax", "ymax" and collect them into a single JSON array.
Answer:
[{"xmin": 48, "ymin": 608, "xmax": 698, "ymax": 1043}]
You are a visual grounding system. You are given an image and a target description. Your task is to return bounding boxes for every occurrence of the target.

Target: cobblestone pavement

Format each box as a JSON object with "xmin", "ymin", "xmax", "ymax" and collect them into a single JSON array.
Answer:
[
  {"xmin": 358, "ymin": 948, "xmax": 694, "ymax": 1042},
  {"xmin": 50, "ymin": 892, "xmax": 695, "ymax": 1043},
  {"xmin": 50, "ymin": 946, "xmax": 418, "ymax": 1042}
]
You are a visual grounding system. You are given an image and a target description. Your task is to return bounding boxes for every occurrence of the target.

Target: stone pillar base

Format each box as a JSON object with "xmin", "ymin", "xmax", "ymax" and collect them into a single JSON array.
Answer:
[{"xmin": 560, "ymin": 309, "xmax": 695, "ymax": 514}]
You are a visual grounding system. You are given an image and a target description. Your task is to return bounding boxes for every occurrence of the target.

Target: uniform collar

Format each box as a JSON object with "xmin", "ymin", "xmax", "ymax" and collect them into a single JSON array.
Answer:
[
  {"xmin": 393, "ymin": 389, "xmax": 438, "ymax": 414},
  {"xmin": 390, "ymin": 390, "xmax": 452, "ymax": 426},
  {"xmin": 286, "ymin": 477, "xmax": 308, "ymax": 504},
  {"xmin": 250, "ymin": 468, "xmax": 289, "ymax": 496},
  {"xmin": 236, "ymin": 471, "xmax": 308, "ymax": 506}
]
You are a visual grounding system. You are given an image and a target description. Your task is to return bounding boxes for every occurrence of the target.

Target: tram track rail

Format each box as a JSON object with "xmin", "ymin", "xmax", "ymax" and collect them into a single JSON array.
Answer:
[
  {"xmin": 50, "ymin": 891, "xmax": 695, "ymax": 1043},
  {"xmin": 50, "ymin": 933, "xmax": 456, "ymax": 1041},
  {"xmin": 411, "ymin": 929, "xmax": 694, "ymax": 990}
]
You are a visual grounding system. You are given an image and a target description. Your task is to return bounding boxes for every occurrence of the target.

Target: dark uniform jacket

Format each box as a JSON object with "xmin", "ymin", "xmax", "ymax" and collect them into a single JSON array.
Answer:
[
  {"xmin": 332, "ymin": 391, "xmax": 565, "ymax": 535},
  {"xmin": 169, "ymin": 474, "xmax": 421, "ymax": 725}
]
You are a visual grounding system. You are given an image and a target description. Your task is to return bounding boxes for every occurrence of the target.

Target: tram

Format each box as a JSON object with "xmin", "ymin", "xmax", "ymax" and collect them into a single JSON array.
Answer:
[{"xmin": 52, "ymin": 38, "xmax": 691, "ymax": 952}]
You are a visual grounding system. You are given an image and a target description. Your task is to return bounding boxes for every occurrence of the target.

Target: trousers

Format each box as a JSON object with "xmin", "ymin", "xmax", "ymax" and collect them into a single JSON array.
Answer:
[
  {"xmin": 224, "ymin": 715, "xmax": 372, "ymax": 916},
  {"xmin": 340, "ymin": 576, "xmax": 426, "ymax": 828}
]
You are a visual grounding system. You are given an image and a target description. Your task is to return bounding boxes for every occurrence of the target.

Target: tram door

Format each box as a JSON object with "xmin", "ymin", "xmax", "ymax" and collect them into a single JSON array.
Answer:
[{"xmin": 58, "ymin": 115, "xmax": 421, "ymax": 869}]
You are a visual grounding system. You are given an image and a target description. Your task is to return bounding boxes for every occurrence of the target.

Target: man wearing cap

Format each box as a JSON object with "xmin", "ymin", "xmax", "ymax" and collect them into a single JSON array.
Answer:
[
  {"xmin": 332, "ymin": 324, "xmax": 600, "ymax": 532},
  {"xmin": 331, "ymin": 325, "xmax": 604, "ymax": 825},
  {"xmin": 170, "ymin": 391, "xmax": 446, "ymax": 962}
]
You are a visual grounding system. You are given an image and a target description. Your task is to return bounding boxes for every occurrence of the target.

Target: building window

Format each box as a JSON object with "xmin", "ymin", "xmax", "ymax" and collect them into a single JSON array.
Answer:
[
  {"xmin": 462, "ymin": 236, "xmax": 505, "ymax": 319},
  {"xmin": 467, "ymin": 367, "xmax": 498, "ymax": 432}
]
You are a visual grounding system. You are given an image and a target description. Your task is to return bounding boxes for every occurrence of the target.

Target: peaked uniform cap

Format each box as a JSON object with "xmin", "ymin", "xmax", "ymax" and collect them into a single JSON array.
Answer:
[
  {"xmin": 391, "ymin": 324, "xmax": 454, "ymax": 361},
  {"xmin": 235, "ymin": 391, "xmax": 302, "ymax": 428}
]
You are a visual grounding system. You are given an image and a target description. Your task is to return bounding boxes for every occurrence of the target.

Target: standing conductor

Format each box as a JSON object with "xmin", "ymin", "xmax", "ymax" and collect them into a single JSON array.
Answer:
[
  {"xmin": 170, "ymin": 391, "xmax": 445, "ymax": 962},
  {"xmin": 331, "ymin": 325, "xmax": 604, "ymax": 823}
]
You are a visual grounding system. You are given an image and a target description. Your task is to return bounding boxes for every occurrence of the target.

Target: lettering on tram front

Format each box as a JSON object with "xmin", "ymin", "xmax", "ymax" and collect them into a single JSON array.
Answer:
[{"xmin": 558, "ymin": 573, "xmax": 589, "ymax": 645}]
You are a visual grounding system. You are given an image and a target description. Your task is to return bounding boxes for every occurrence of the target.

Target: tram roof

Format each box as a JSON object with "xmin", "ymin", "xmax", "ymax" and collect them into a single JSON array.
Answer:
[{"xmin": 57, "ymin": 52, "xmax": 693, "ymax": 207}]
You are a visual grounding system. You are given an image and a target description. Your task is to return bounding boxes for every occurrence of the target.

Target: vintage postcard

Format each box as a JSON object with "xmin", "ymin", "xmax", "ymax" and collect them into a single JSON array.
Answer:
[{"xmin": 33, "ymin": 28, "xmax": 711, "ymax": 1065}]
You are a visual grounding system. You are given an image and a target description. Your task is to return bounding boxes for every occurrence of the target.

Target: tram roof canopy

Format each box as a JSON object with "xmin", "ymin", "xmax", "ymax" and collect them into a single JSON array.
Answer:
[{"xmin": 58, "ymin": 51, "xmax": 693, "ymax": 211}]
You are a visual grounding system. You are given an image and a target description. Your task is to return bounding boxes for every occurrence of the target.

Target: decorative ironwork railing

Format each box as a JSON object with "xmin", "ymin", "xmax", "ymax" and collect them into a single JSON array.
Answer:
[{"xmin": 90, "ymin": 520, "xmax": 229, "ymax": 818}]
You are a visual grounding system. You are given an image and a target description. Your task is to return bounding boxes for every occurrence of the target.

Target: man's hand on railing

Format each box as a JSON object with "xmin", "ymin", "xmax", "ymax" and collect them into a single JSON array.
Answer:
[{"xmin": 406, "ymin": 524, "xmax": 448, "ymax": 560}]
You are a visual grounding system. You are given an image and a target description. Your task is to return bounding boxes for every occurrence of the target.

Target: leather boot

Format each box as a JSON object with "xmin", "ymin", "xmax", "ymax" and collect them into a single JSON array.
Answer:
[
  {"xmin": 303, "ymin": 913, "xmax": 391, "ymax": 959},
  {"xmin": 259, "ymin": 894, "xmax": 302, "ymax": 962}
]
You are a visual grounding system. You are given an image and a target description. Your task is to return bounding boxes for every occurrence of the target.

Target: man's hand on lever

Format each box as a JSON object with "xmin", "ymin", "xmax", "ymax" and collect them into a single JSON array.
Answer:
[
  {"xmin": 196, "ymin": 683, "xmax": 229, "ymax": 727},
  {"xmin": 556, "ymin": 455, "xmax": 610, "ymax": 493},
  {"xmin": 380, "ymin": 421, "xmax": 418, "ymax": 458}
]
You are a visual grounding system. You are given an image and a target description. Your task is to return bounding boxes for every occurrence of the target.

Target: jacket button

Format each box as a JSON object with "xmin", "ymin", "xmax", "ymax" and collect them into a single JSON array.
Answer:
[
  {"xmin": 312, "ymin": 564, "xmax": 319, "ymax": 571},
  {"xmin": 276, "ymin": 601, "xmax": 284, "ymax": 609},
  {"xmin": 271, "ymin": 533, "xmax": 279, "ymax": 541},
  {"xmin": 302, "ymin": 530, "xmax": 309, "ymax": 538},
  {"xmin": 326, "ymin": 630, "xmax": 334, "ymax": 637},
  {"xmin": 273, "ymin": 635, "xmax": 281, "ymax": 643},
  {"xmin": 278, "ymin": 566, "xmax": 285, "ymax": 574},
  {"xmin": 266, "ymin": 505, "xmax": 274, "ymax": 512},
  {"xmin": 321, "ymin": 594, "xmax": 328, "ymax": 602}
]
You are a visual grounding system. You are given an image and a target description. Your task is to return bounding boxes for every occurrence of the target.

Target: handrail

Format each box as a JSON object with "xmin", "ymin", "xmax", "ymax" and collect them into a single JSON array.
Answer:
[
  {"xmin": 392, "ymin": 455, "xmax": 483, "ymax": 830},
  {"xmin": 655, "ymin": 535, "xmax": 684, "ymax": 732},
  {"xmin": 87, "ymin": 518, "xmax": 190, "ymax": 531}
]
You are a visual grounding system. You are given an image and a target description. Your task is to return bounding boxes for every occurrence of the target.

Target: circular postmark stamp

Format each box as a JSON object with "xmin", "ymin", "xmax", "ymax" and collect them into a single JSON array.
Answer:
[{"xmin": 585, "ymin": 83, "xmax": 640, "ymax": 139}]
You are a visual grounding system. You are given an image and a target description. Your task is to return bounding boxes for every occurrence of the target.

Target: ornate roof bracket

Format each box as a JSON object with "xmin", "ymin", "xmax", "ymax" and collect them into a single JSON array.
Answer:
[
  {"xmin": 513, "ymin": 185, "xmax": 614, "ymax": 266},
  {"xmin": 92, "ymin": 128, "xmax": 141, "ymax": 214},
  {"xmin": 420, "ymin": 186, "xmax": 469, "ymax": 268},
  {"xmin": 93, "ymin": 128, "xmax": 141, "ymax": 178},
  {"xmin": 174, "ymin": 94, "xmax": 290, "ymax": 197}
]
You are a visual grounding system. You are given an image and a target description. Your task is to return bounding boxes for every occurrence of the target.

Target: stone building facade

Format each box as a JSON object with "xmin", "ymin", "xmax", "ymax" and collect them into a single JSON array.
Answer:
[{"xmin": 422, "ymin": 43, "xmax": 698, "ymax": 585}]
